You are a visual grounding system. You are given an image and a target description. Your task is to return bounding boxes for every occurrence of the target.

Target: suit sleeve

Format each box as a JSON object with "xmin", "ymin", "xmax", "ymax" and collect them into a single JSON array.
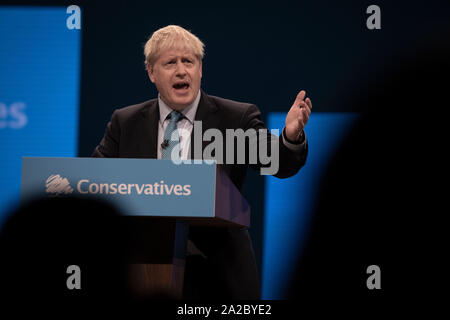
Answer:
[
  {"xmin": 91, "ymin": 110, "xmax": 120, "ymax": 158},
  {"xmin": 240, "ymin": 104, "xmax": 308, "ymax": 178}
]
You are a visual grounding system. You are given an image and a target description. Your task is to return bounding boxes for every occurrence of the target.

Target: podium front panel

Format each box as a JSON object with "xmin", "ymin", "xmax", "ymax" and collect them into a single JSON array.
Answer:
[{"xmin": 21, "ymin": 157, "xmax": 216, "ymax": 218}]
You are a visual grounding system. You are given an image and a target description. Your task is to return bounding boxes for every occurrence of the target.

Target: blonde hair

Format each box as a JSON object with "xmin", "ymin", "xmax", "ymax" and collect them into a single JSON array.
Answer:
[{"xmin": 144, "ymin": 25, "xmax": 205, "ymax": 68}]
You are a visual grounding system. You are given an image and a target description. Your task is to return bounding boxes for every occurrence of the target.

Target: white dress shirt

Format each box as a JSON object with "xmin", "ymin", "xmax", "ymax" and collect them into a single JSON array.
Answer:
[{"xmin": 157, "ymin": 90, "xmax": 201, "ymax": 160}]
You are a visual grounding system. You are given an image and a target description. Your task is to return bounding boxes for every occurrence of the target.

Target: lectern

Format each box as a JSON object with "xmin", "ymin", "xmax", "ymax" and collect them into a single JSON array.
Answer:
[{"xmin": 21, "ymin": 157, "xmax": 250, "ymax": 298}]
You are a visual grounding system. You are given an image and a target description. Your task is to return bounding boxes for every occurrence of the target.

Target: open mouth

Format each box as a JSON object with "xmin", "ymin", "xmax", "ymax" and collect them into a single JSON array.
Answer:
[{"xmin": 173, "ymin": 82, "xmax": 190, "ymax": 90}]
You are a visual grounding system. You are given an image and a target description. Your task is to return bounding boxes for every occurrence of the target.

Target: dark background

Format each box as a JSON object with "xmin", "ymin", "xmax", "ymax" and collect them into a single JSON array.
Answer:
[{"xmin": 2, "ymin": 0, "xmax": 448, "ymax": 294}]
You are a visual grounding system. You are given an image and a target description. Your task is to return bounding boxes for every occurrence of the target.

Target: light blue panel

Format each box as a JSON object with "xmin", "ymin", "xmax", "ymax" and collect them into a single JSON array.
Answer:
[
  {"xmin": 262, "ymin": 113, "xmax": 359, "ymax": 299},
  {"xmin": 0, "ymin": 7, "xmax": 81, "ymax": 227},
  {"xmin": 21, "ymin": 158, "xmax": 216, "ymax": 218}
]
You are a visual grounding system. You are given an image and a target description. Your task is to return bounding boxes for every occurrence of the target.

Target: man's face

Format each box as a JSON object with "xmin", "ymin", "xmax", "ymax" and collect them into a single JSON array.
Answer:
[{"xmin": 147, "ymin": 48, "xmax": 202, "ymax": 111}]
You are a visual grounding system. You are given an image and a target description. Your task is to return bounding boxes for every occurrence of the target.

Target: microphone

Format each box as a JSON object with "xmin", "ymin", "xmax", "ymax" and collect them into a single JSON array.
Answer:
[{"xmin": 161, "ymin": 139, "xmax": 169, "ymax": 149}]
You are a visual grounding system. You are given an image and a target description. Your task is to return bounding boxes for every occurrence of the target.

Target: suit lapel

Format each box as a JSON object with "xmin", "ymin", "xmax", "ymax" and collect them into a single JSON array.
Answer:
[
  {"xmin": 136, "ymin": 92, "xmax": 219, "ymax": 160},
  {"xmin": 189, "ymin": 91, "xmax": 220, "ymax": 159},
  {"xmin": 137, "ymin": 99, "xmax": 159, "ymax": 159}
]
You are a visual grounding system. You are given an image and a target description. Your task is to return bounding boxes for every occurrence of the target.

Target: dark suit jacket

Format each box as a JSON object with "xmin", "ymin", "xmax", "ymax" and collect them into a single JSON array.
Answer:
[{"xmin": 92, "ymin": 90, "xmax": 308, "ymax": 299}]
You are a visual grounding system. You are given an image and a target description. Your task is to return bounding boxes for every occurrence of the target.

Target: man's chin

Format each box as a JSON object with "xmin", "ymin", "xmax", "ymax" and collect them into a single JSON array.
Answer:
[
  {"xmin": 169, "ymin": 102, "xmax": 190, "ymax": 111},
  {"xmin": 160, "ymin": 95, "xmax": 190, "ymax": 110},
  {"xmin": 169, "ymin": 98, "xmax": 195, "ymax": 110}
]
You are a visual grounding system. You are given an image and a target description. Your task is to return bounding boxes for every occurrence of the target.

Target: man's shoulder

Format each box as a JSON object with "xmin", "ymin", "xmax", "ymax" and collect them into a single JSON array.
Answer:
[
  {"xmin": 112, "ymin": 98, "xmax": 157, "ymax": 120},
  {"xmin": 206, "ymin": 94, "xmax": 255, "ymax": 112},
  {"xmin": 201, "ymin": 92, "xmax": 262, "ymax": 126}
]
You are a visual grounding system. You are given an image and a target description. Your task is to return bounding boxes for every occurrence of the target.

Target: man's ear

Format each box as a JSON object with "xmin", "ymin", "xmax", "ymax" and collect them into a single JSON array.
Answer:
[
  {"xmin": 147, "ymin": 64, "xmax": 156, "ymax": 83},
  {"xmin": 199, "ymin": 60, "xmax": 202, "ymax": 79}
]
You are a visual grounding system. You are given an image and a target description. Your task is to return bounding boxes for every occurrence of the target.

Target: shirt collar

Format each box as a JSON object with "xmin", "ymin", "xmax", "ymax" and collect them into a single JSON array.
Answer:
[{"xmin": 158, "ymin": 90, "xmax": 201, "ymax": 125}]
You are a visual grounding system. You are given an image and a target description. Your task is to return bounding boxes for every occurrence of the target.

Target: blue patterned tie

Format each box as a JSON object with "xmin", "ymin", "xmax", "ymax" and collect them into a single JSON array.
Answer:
[{"xmin": 161, "ymin": 110, "xmax": 183, "ymax": 160}]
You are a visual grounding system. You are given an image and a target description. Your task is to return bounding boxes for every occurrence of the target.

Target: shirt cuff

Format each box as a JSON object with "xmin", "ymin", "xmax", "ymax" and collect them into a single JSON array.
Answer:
[{"xmin": 282, "ymin": 127, "xmax": 306, "ymax": 152}]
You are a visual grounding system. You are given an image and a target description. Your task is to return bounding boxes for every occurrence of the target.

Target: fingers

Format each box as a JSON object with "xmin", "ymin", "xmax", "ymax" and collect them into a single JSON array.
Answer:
[
  {"xmin": 290, "ymin": 90, "xmax": 312, "ymax": 130},
  {"xmin": 293, "ymin": 90, "xmax": 312, "ymax": 112},
  {"xmin": 295, "ymin": 105, "xmax": 310, "ymax": 130},
  {"xmin": 292, "ymin": 90, "xmax": 306, "ymax": 108},
  {"xmin": 299, "ymin": 100, "xmax": 312, "ymax": 117},
  {"xmin": 299, "ymin": 107, "xmax": 309, "ymax": 127},
  {"xmin": 305, "ymin": 97, "xmax": 312, "ymax": 110}
]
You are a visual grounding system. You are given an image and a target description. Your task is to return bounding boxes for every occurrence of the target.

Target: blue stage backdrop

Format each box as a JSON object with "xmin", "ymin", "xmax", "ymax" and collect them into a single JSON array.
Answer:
[
  {"xmin": 0, "ymin": 6, "xmax": 81, "ymax": 227},
  {"xmin": 263, "ymin": 112, "xmax": 359, "ymax": 299}
]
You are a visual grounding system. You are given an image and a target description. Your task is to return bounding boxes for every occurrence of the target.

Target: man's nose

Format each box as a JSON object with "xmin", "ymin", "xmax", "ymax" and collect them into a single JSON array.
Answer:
[{"xmin": 175, "ymin": 61, "xmax": 187, "ymax": 76}]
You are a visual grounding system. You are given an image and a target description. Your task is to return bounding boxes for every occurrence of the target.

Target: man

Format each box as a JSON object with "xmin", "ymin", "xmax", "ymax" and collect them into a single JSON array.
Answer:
[{"xmin": 93, "ymin": 25, "xmax": 312, "ymax": 299}]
